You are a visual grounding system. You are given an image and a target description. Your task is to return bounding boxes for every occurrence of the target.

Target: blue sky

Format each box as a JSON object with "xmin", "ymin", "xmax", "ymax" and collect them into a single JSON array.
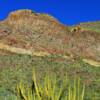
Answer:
[{"xmin": 0, "ymin": 0, "xmax": 100, "ymax": 25}]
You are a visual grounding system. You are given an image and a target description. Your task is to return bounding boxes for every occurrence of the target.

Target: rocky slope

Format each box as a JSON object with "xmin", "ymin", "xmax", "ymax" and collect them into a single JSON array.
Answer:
[
  {"xmin": 0, "ymin": 10, "xmax": 100, "ymax": 65},
  {"xmin": 0, "ymin": 10, "xmax": 100, "ymax": 100},
  {"xmin": 79, "ymin": 21, "xmax": 100, "ymax": 32}
]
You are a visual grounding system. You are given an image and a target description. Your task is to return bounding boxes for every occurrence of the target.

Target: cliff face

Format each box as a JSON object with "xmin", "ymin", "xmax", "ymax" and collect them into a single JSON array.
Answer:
[{"xmin": 0, "ymin": 10, "xmax": 100, "ymax": 62}]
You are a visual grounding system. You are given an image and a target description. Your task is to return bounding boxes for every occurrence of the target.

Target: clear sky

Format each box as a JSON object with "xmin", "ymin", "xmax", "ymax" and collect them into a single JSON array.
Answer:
[{"xmin": 0, "ymin": 0, "xmax": 100, "ymax": 25}]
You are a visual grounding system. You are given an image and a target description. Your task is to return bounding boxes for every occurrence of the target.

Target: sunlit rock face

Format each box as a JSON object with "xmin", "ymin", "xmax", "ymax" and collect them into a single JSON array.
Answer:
[{"xmin": 0, "ymin": 9, "xmax": 100, "ymax": 62}]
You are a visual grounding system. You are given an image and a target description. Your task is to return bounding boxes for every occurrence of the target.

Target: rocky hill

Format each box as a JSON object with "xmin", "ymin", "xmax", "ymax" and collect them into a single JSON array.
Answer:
[
  {"xmin": 0, "ymin": 10, "xmax": 100, "ymax": 66},
  {"xmin": 0, "ymin": 10, "xmax": 100, "ymax": 99},
  {"xmin": 79, "ymin": 21, "xmax": 100, "ymax": 32}
]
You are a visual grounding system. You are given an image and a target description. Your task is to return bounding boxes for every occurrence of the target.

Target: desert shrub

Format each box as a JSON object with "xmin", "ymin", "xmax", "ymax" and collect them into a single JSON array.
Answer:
[{"xmin": 16, "ymin": 71, "xmax": 85, "ymax": 100}]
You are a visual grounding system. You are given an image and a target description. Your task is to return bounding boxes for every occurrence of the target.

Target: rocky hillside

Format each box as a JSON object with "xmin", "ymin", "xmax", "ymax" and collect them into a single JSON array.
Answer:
[
  {"xmin": 0, "ymin": 10, "xmax": 100, "ymax": 100},
  {"xmin": 0, "ymin": 10, "xmax": 100, "ymax": 65},
  {"xmin": 79, "ymin": 21, "xmax": 100, "ymax": 32}
]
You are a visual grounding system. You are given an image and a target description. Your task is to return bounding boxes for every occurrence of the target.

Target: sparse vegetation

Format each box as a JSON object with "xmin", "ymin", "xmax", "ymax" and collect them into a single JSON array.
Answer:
[
  {"xmin": 0, "ymin": 54, "xmax": 100, "ymax": 99},
  {"xmin": 79, "ymin": 21, "xmax": 100, "ymax": 32},
  {"xmin": 0, "ymin": 10, "xmax": 100, "ymax": 100}
]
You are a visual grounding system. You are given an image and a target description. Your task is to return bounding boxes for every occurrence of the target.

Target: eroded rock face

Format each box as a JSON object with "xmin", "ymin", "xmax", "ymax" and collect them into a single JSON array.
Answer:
[
  {"xmin": 4, "ymin": 10, "xmax": 68, "ymax": 34},
  {"xmin": 0, "ymin": 10, "xmax": 70, "ymax": 53},
  {"xmin": 0, "ymin": 9, "xmax": 100, "ymax": 61}
]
